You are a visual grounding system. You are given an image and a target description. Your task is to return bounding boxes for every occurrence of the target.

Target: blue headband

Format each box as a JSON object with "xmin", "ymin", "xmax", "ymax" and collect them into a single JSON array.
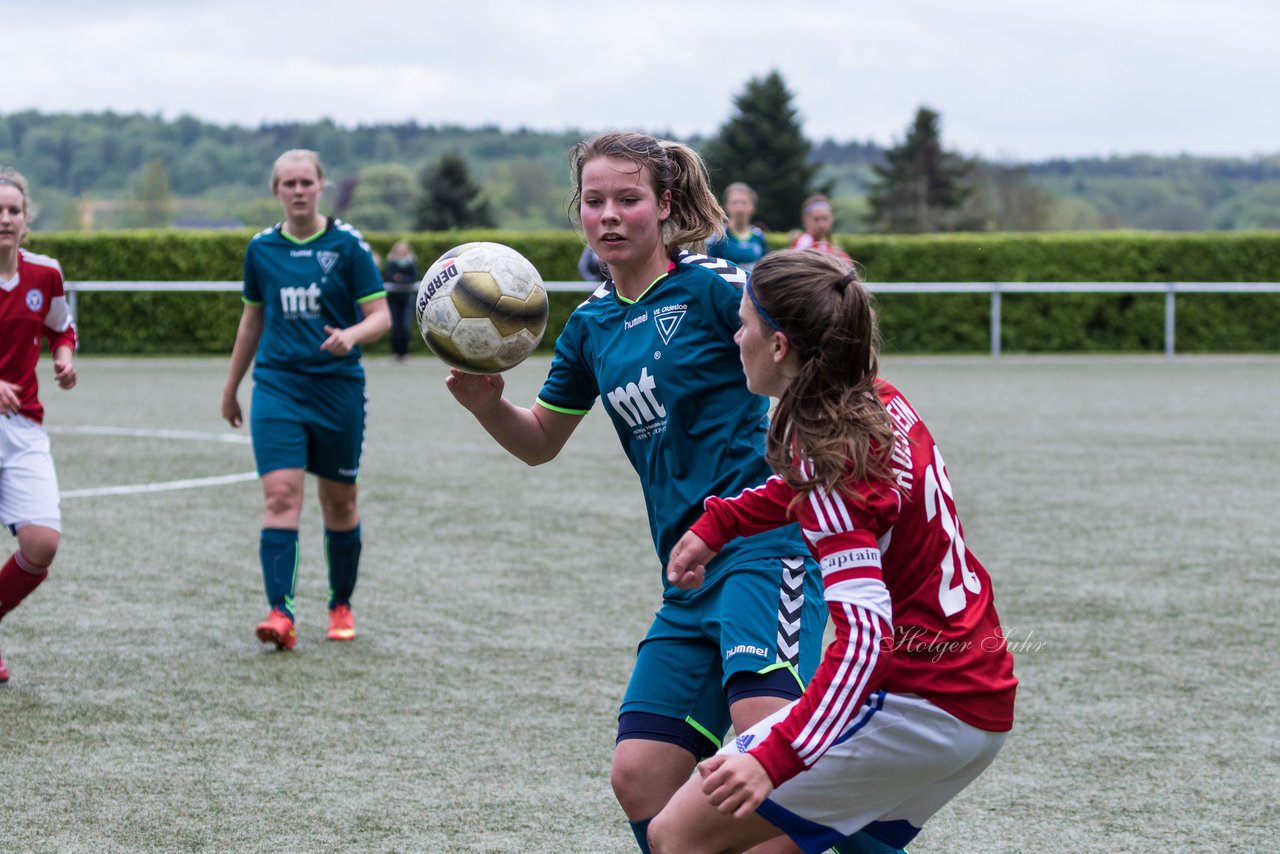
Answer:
[{"xmin": 745, "ymin": 277, "xmax": 786, "ymax": 337}]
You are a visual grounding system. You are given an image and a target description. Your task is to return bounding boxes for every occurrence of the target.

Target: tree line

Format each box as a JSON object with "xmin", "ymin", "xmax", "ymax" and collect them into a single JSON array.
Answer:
[{"xmin": 3, "ymin": 71, "xmax": 1278, "ymax": 235}]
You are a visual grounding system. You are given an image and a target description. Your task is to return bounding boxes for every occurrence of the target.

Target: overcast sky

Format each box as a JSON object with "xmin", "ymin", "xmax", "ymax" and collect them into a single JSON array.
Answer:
[{"xmin": 9, "ymin": 0, "xmax": 1278, "ymax": 162}]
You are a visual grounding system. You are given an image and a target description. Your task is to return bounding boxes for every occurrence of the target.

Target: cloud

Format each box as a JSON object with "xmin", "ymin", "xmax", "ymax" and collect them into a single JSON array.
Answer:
[{"xmin": 10, "ymin": 0, "xmax": 1280, "ymax": 160}]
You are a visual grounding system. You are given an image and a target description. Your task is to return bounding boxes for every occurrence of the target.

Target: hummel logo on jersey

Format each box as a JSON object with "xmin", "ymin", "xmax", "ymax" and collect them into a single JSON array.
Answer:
[
  {"xmin": 280, "ymin": 284, "xmax": 322, "ymax": 315},
  {"xmin": 734, "ymin": 734, "xmax": 755, "ymax": 753},
  {"xmin": 725, "ymin": 643, "xmax": 769, "ymax": 659},
  {"xmin": 317, "ymin": 251, "xmax": 340, "ymax": 274},
  {"xmin": 606, "ymin": 367, "xmax": 666, "ymax": 429}
]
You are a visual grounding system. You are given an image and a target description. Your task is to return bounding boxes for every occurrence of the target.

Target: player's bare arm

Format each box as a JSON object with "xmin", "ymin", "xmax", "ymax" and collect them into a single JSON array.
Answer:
[
  {"xmin": 221, "ymin": 304, "xmax": 265, "ymax": 427},
  {"xmin": 447, "ymin": 372, "xmax": 582, "ymax": 466}
]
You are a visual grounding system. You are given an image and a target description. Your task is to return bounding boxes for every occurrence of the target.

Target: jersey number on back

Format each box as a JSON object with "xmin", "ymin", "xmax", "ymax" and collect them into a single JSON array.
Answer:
[{"xmin": 923, "ymin": 446, "xmax": 982, "ymax": 617}]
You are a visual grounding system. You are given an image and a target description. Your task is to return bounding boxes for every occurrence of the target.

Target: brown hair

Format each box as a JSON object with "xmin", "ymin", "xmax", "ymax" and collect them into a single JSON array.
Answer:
[
  {"xmin": 568, "ymin": 131, "xmax": 725, "ymax": 253},
  {"xmin": 724, "ymin": 182, "xmax": 757, "ymax": 204},
  {"xmin": 0, "ymin": 167, "xmax": 37, "ymax": 241},
  {"xmin": 750, "ymin": 250, "xmax": 895, "ymax": 501}
]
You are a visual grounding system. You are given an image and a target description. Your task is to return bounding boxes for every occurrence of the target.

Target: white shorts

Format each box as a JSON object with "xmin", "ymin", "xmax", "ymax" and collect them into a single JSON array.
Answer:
[
  {"xmin": 726, "ymin": 691, "xmax": 1008, "ymax": 853},
  {"xmin": 0, "ymin": 415, "xmax": 62, "ymax": 533}
]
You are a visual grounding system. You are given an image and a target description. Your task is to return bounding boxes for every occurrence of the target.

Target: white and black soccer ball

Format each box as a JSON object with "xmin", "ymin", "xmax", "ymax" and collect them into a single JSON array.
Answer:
[{"xmin": 415, "ymin": 242, "xmax": 549, "ymax": 374}]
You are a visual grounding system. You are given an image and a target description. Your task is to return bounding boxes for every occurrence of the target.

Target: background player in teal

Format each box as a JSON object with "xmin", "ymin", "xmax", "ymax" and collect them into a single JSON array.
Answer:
[
  {"xmin": 447, "ymin": 132, "xmax": 896, "ymax": 854},
  {"xmin": 707, "ymin": 182, "xmax": 769, "ymax": 272},
  {"xmin": 221, "ymin": 149, "xmax": 389, "ymax": 651}
]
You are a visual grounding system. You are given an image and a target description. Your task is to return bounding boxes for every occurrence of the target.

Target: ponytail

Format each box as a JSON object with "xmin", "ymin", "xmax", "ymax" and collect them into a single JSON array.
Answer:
[{"xmin": 751, "ymin": 251, "xmax": 895, "ymax": 500}]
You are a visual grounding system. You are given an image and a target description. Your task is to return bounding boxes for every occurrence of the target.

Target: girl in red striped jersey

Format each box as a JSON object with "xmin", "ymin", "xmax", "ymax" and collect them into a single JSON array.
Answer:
[
  {"xmin": 0, "ymin": 168, "xmax": 77, "ymax": 684},
  {"xmin": 648, "ymin": 250, "xmax": 1016, "ymax": 854}
]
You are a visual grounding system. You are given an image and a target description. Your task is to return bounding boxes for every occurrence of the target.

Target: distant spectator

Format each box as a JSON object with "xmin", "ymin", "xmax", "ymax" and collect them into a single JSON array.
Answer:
[
  {"xmin": 383, "ymin": 240, "xmax": 420, "ymax": 362},
  {"xmin": 790, "ymin": 193, "xmax": 852, "ymax": 264},
  {"xmin": 578, "ymin": 245, "xmax": 607, "ymax": 282},
  {"xmin": 706, "ymin": 182, "xmax": 768, "ymax": 272}
]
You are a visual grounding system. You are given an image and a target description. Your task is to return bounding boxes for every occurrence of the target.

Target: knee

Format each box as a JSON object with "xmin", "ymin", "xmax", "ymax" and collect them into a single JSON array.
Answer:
[
  {"xmin": 262, "ymin": 483, "xmax": 302, "ymax": 519},
  {"xmin": 646, "ymin": 812, "xmax": 673, "ymax": 854},
  {"xmin": 318, "ymin": 486, "xmax": 359, "ymax": 528},
  {"xmin": 16, "ymin": 526, "xmax": 59, "ymax": 568},
  {"xmin": 609, "ymin": 753, "xmax": 650, "ymax": 815},
  {"xmin": 647, "ymin": 810, "xmax": 715, "ymax": 854}
]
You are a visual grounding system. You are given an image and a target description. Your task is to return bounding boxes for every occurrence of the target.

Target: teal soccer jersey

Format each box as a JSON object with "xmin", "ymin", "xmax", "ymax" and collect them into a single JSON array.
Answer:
[
  {"xmin": 537, "ymin": 251, "xmax": 807, "ymax": 597},
  {"xmin": 707, "ymin": 226, "xmax": 769, "ymax": 272},
  {"xmin": 243, "ymin": 218, "xmax": 385, "ymax": 378}
]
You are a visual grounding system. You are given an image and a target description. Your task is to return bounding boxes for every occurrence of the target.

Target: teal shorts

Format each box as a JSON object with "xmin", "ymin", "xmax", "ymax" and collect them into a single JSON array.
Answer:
[
  {"xmin": 621, "ymin": 554, "xmax": 825, "ymax": 748},
  {"xmin": 250, "ymin": 368, "xmax": 367, "ymax": 483}
]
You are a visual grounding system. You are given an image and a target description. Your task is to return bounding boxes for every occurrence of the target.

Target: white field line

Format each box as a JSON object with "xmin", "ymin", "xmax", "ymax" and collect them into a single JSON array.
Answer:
[
  {"xmin": 62, "ymin": 471, "xmax": 258, "ymax": 499},
  {"xmin": 47, "ymin": 425, "xmax": 256, "ymax": 499},
  {"xmin": 48, "ymin": 425, "xmax": 252, "ymax": 444}
]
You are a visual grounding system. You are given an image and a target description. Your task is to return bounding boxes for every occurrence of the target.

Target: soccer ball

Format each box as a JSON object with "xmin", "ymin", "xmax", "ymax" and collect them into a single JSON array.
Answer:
[{"xmin": 415, "ymin": 242, "xmax": 549, "ymax": 374}]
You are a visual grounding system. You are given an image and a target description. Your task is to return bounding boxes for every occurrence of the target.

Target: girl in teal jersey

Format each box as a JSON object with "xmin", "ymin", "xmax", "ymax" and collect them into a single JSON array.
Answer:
[
  {"xmin": 221, "ymin": 150, "xmax": 389, "ymax": 651},
  {"xmin": 447, "ymin": 133, "xmax": 896, "ymax": 854},
  {"xmin": 707, "ymin": 182, "xmax": 769, "ymax": 272}
]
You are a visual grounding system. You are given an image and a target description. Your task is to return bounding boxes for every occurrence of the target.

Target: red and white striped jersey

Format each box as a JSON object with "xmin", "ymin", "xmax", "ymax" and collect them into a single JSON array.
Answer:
[
  {"xmin": 0, "ymin": 248, "xmax": 77, "ymax": 424},
  {"xmin": 690, "ymin": 379, "xmax": 1017, "ymax": 787},
  {"xmin": 789, "ymin": 232, "xmax": 851, "ymax": 263}
]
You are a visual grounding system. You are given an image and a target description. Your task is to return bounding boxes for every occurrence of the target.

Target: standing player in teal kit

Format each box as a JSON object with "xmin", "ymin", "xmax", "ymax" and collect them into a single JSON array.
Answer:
[
  {"xmin": 447, "ymin": 132, "xmax": 898, "ymax": 854},
  {"xmin": 222, "ymin": 150, "xmax": 389, "ymax": 651}
]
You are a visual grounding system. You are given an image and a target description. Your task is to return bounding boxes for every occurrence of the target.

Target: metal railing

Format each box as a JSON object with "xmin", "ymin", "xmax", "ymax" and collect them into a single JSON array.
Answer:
[{"xmin": 66, "ymin": 280, "xmax": 1280, "ymax": 359}]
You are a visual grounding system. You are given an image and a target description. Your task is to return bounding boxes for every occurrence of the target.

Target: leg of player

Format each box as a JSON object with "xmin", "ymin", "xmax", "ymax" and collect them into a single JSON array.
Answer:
[
  {"xmin": 0, "ymin": 524, "xmax": 58, "ymax": 683},
  {"xmin": 611, "ymin": 738, "xmax": 699, "ymax": 853},
  {"xmin": 649, "ymin": 764, "xmax": 782, "ymax": 854},
  {"xmin": 255, "ymin": 468, "xmax": 305, "ymax": 650},
  {"xmin": 317, "ymin": 478, "xmax": 360, "ymax": 641},
  {"xmin": 727, "ymin": 695, "xmax": 807, "ymax": 854}
]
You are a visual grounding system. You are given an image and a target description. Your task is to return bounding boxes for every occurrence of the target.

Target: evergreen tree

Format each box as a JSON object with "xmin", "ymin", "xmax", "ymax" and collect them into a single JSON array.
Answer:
[
  {"xmin": 414, "ymin": 153, "xmax": 494, "ymax": 230},
  {"xmin": 703, "ymin": 71, "xmax": 822, "ymax": 231},
  {"xmin": 866, "ymin": 107, "xmax": 976, "ymax": 233}
]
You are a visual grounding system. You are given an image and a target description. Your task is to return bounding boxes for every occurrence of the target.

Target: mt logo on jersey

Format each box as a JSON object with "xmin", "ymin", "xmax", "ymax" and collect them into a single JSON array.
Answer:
[{"xmin": 606, "ymin": 367, "xmax": 666, "ymax": 431}]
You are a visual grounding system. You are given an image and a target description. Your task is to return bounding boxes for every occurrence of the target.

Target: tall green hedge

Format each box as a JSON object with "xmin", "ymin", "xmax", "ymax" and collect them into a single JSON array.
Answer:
[{"xmin": 26, "ymin": 229, "xmax": 1280, "ymax": 355}]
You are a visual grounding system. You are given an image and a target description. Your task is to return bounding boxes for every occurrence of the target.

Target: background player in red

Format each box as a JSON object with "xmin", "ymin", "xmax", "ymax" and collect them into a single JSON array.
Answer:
[
  {"xmin": 648, "ymin": 250, "xmax": 1016, "ymax": 854},
  {"xmin": 788, "ymin": 194, "xmax": 851, "ymax": 264},
  {"xmin": 0, "ymin": 168, "xmax": 77, "ymax": 683}
]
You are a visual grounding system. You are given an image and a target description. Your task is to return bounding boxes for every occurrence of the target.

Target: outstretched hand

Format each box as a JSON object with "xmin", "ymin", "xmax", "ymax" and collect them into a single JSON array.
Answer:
[
  {"xmin": 697, "ymin": 753, "xmax": 775, "ymax": 818},
  {"xmin": 444, "ymin": 368, "xmax": 505, "ymax": 414},
  {"xmin": 666, "ymin": 529, "xmax": 716, "ymax": 589}
]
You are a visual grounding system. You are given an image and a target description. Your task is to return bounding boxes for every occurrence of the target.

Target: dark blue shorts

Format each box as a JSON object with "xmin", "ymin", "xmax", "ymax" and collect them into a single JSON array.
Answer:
[
  {"xmin": 620, "ymin": 555, "xmax": 825, "ymax": 749},
  {"xmin": 250, "ymin": 368, "xmax": 367, "ymax": 483}
]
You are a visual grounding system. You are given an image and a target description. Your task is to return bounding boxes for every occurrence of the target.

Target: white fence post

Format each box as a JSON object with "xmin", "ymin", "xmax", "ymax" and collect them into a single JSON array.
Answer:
[{"xmin": 991, "ymin": 284, "xmax": 1002, "ymax": 360}]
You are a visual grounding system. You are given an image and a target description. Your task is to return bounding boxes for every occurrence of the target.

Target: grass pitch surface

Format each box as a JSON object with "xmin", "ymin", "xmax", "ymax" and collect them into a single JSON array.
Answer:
[{"xmin": 2, "ymin": 354, "xmax": 1276, "ymax": 853}]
